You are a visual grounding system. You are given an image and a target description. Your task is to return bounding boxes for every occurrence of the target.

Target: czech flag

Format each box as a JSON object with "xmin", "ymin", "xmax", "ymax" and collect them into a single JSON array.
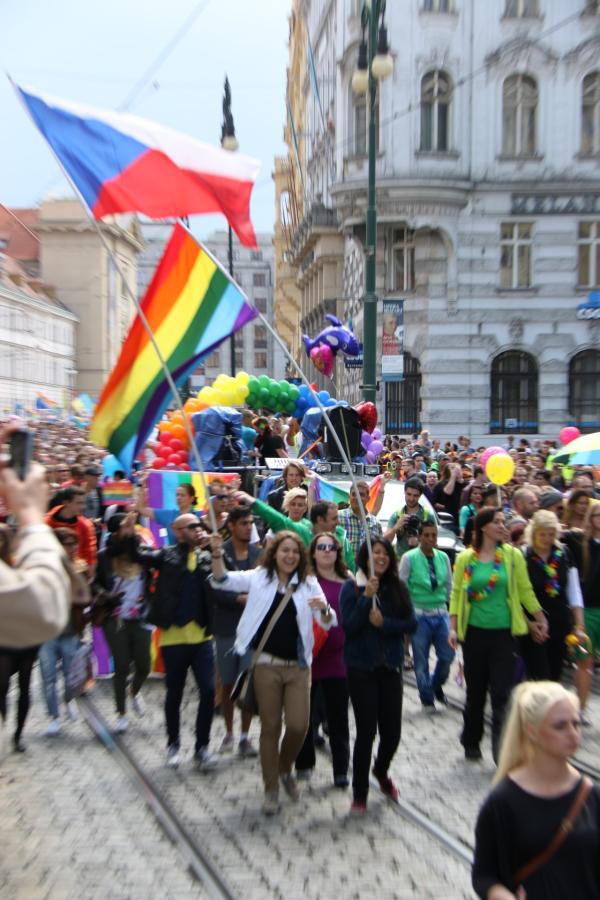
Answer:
[{"xmin": 14, "ymin": 83, "xmax": 260, "ymax": 247}]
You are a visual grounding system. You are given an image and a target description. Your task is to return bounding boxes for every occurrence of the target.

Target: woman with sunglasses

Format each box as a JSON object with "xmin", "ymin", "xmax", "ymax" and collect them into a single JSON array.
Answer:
[
  {"xmin": 341, "ymin": 538, "xmax": 416, "ymax": 813},
  {"xmin": 210, "ymin": 530, "xmax": 334, "ymax": 815},
  {"xmin": 295, "ymin": 533, "xmax": 351, "ymax": 787}
]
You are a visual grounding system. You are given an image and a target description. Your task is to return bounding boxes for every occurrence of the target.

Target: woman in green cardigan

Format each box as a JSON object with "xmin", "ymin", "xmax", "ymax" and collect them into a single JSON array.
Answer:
[{"xmin": 449, "ymin": 507, "xmax": 548, "ymax": 763}]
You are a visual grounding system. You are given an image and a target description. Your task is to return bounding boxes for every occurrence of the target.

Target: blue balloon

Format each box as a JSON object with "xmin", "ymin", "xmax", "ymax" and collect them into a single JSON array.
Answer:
[{"xmin": 318, "ymin": 390, "xmax": 330, "ymax": 403}]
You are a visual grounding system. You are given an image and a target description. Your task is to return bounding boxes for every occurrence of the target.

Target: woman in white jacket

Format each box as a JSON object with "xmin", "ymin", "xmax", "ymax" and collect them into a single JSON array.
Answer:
[{"xmin": 210, "ymin": 530, "xmax": 336, "ymax": 815}]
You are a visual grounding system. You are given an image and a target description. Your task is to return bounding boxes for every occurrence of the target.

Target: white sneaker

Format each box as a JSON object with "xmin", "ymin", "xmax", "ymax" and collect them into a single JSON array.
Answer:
[
  {"xmin": 115, "ymin": 716, "xmax": 129, "ymax": 734},
  {"xmin": 219, "ymin": 733, "xmax": 234, "ymax": 754},
  {"xmin": 166, "ymin": 745, "xmax": 180, "ymax": 768},
  {"xmin": 194, "ymin": 747, "xmax": 217, "ymax": 771},
  {"xmin": 131, "ymin": 693, "xmax": 146, "ymax": 717},
  {"xmin": 45, "ymin": 718, "xmax": 61, "ymax": 737},
  {"xmin": 65, "ymin": 700, "xmax": 78, "ymax": 721}
]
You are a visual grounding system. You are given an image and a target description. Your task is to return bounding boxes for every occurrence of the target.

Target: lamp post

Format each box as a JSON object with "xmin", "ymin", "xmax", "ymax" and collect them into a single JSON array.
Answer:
[
  {"xmin": 221, "ymin": 75, "xmax": 239, "ymax": 377},
  {"xmin": 352, "ymin": 1, "xmax": 393, "ymax": 403}
]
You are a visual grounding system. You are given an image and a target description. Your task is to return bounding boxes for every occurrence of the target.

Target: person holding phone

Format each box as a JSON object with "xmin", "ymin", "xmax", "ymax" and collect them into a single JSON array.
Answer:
[{"xmin": 0, "ymin": 427, "xmax": 70, "ymax": 649}]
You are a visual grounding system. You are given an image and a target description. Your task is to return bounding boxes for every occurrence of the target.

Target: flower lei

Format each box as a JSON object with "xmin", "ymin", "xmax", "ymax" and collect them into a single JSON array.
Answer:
[
  {"xmin": 465, "ymin": 546, "xmax": 503, "ymax": 602},
  {"xmin": 533, "ymin": 546, "xmax": 562, "ymax": 599}
]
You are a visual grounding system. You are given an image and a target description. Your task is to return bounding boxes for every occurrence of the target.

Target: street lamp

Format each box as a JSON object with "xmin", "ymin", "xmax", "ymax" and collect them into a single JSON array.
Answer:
[
  {"xmin": 221, "ymin": 75, "xmax": 238, "ymax": 376},
  {"xmin": 352, "ymin": 0, "xmax": 393, "ymax": 403}
]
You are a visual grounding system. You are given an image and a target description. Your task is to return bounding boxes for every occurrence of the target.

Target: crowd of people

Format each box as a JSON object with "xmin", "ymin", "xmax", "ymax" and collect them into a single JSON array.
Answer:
[{"xmin": 0, "ymin": 417, "xmax": 599, "ymax": 897}]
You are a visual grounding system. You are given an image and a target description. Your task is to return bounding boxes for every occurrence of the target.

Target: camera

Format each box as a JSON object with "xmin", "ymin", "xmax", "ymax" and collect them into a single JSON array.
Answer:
[{"xmin": 405, "ymin": 514, "xmax": 421, "ymax": 536}]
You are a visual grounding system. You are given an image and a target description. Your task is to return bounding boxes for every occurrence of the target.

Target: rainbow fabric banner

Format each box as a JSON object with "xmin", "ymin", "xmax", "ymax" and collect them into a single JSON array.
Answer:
[
  {"xmin": 102, "ymin": 479, "xmax": 134, "ymax": 506},
  {"xmin": 90, "ymin": 224, "xmax": 257, "ymax": 473},
  {"xmin": 146, "ymin": 470, "xmax": 238, "ymax": 511}
]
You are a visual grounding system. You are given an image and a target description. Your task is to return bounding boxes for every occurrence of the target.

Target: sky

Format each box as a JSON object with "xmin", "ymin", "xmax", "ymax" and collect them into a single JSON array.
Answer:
[{"xmin": 1, "ymin": 0, "xmax": 292, "ymax": 238}]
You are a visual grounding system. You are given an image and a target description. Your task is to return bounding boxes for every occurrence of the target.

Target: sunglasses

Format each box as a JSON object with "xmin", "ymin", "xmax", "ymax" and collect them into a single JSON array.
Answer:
[
  {"xmin": 213, "ymin": 494, "xmax": 229, "ymax": 501},
  {"xmin": 316, "ymin": 543, "xmax": 337, "ymax": 552}
]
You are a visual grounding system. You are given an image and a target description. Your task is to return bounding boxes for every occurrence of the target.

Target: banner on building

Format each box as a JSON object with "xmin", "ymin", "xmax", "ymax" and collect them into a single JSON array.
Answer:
[{"xmin": 382, "ymin": 299, "xmax": 404, "ymax": 382}]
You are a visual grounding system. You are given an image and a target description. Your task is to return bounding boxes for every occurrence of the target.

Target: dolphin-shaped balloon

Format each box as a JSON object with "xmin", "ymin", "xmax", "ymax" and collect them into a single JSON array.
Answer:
[{"xmin": 302, "ymin": 315, "xmax": 361, "ymax": 359}]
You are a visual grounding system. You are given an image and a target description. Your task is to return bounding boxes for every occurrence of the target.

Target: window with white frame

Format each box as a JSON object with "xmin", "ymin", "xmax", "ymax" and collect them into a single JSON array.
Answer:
[
  {"xmin": 423, "ymin": 0, "xmax": 453, "ymax": 10},
  {"xmin": 504, "ymin": 0, "xmax": 538, "ymax": 16},
  {"xmin": 420, "ymin": 70, "xmax": 451, "ymax": 152},
  {"xmin": 502, "ymin": 74, "xmax": 538, "ymax": 156},
  {"xmin": 578, "ymin": 222, "xmax": 600, "ymax": 287},
  {"xmin": 353, "ymin": 93, "xmax": 379, "ymax": 155},
  {"xmin": 500, "ymin": 223, "xmax": 533, "ymax": 289},
  {"xmin": 254, "ymin": 325, "xmax": 267, "ymax": 349},
  {"xmin": 390, "ymin": 228, "xmax": 416, "ymax": 291},
  {"xmin": 255, "ymin": 351, "xmax": 268, "ymax": 369},
  {"xmin": 582, "ymin": 72, "xmax": 600, "ymax": 155}
]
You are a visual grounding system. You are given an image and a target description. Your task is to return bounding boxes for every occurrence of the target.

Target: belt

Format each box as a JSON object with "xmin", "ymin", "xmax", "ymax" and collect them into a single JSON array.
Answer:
[
  {"xmin": 414, "ymin": 607, "xmax": 448, "ymax": 617},
  {"xmin": 256, "ymin": 653, "xmax": 297, "ymax": 667}
]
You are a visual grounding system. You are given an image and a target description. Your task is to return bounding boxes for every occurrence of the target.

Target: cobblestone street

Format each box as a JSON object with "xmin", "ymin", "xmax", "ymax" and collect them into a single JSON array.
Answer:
[{"xmin": 2, "ymin": 663, "xmax": 598, "ymax": 899}]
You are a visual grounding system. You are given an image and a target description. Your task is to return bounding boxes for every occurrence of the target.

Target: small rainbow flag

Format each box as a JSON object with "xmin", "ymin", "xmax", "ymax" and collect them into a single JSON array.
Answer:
[
  {"xmin": 35, "ymin": 392, "xmax": 58, "ymax": 409},
  {"xmin": 102, "ymin": 480, "xmax": 134, "ymax": 506},
  {"xmin": 312, "ymin": 473, "xmax": 383, "ymax": 513},
  {"xmin": 90, "ymin": 224, "xmax": 257, "ymax": 473},
  {"xmin": 146, "ymin": 471, "xmax": 238, "ymax": 512}
]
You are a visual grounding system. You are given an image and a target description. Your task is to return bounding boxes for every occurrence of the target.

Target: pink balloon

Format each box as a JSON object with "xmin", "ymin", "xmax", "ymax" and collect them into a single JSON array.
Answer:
[
  {"xmin": 480, "ymin": 446, "xmax": 505, "ymax": 469},
  {"xmin": 159, "ymin": 431, "xmax": 173, "ymax": 445},
  {"xmin": 559, "ymin": 426, "xmax": 580, "ymax": 446},
  {"xmin": 151, "ymin": 457, "xmax": 166, "ymax": 469},
  {"xmin": 309, "ymin": 344, "xmax": 335, "ymax": 377},
  {"xmin": 169, "ymin": 438, "xmax": 184, "ymax": 452},
  {"xmin": 157, "ymin": 444, "xmax": 172, "ymax": 459}
]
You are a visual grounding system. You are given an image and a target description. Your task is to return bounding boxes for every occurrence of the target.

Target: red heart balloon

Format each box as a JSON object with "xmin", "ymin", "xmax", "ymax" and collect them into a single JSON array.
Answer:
[{"xmin": 355, "ymin": 401, "xmax": 377, "ymax": 434}]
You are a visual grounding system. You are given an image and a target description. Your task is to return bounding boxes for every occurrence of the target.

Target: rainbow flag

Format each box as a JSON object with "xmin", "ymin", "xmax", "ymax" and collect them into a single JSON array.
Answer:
[
  {"xmin": 312, "ymin": 473, "xmax": 383, "ymax": 513},
  {"xmin": 35, "ymin": 392, "xmax": 58, "ymax": 409},
  {"xmin": 90, "ymin": 224, "xmax": 256, "ymax": 473},
  {"xmin": 146, "ymin": 471, "xmax": 238, "ymax": 511},
  {"xmin": 102, "ymin": 479, "xmax": 134, "ymax": 506}
]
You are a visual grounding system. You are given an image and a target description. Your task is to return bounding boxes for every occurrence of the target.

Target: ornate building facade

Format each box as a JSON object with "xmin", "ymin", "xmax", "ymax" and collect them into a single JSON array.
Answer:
[{"xmin": 279, "ymin": 0, "xmax": 600, "ymax": 439}]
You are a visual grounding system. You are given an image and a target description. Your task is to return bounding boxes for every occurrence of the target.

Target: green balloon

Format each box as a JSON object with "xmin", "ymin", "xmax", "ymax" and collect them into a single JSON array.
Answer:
[
  {"xmin": 259, "ymin": 387, "xmax": 271, "ymax": 404},
  {"xmin": 288, "ymin": 385, "xmax": 300, "ymax": 402},
  {"xmin": 259, "ymin": 375, "xmax": 271, "ymax": 388},
  {"xmin": 279, "ymin": 381, "xmax": 289, "ymax": 394},
  {"xmin": 248, "ymin": 376, "xmax": 259, "ymax": 392}
]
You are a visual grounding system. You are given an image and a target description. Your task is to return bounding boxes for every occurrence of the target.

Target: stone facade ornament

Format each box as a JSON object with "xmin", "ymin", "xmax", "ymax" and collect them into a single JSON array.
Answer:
[{"xmin": 509, "ymin": 318, "xmax": 524, "ymax": 342}]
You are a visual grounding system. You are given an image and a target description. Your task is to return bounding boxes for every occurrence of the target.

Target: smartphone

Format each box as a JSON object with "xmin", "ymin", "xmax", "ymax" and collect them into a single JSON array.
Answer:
[{"xmin": 9, "ymin": 429, "xmax": 34, "ymax": 481}]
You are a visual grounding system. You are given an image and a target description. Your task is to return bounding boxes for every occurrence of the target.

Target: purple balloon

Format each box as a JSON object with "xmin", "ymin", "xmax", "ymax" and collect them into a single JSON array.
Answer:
[
  {"xmin": 370, "ymin": 439, "xmax": 384, "ymax": 457},
  {"xmin": 372, "ymin": 428, "xmax": 382, "ymax": 440},
  {"xmin": 366, "ymin": 450, "xmax": 375, "ymax": 463},
  {"xmin": 361, "ymin": 431, "xmax": 373, "ymax": 450}
]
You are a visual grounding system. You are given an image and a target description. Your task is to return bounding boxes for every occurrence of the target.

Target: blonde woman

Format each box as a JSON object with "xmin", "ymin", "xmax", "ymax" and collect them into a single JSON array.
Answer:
[
  {"xmin": 473, "ymin": 681, "xmax": 599, "ymax": 899},
  {"xmin": 520, "ymin": 510, "xmax": 585, "ymax": 682}
]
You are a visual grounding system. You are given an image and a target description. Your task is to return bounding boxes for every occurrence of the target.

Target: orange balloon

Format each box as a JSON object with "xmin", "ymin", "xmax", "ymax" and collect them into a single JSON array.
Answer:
[
  {"xmin": 171, "ymin": 424, "xmax": 187, "ymax": 441},
  {"xmin": 157, "ymin": 420, "xmax": 171, "ymax": 432},
  {"xmin": 170, "ymin": 413, "xmax": 184, "ymax": 426},
  {"xmin": 185, "ymin": 399, "xmax": 202, "ymax": 412}
]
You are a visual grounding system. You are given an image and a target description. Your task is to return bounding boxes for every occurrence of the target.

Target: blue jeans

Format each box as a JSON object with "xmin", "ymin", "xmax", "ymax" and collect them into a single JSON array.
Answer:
[
  {"xmin": 38, "ymin": 633, "xmax": 80, "ymax": 718},
  {"xmin": 411, "ymin": 613, "xmax": 455, "ymax": 705}
]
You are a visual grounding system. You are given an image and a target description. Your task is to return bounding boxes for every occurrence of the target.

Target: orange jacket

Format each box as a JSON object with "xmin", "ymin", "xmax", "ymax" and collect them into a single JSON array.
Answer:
[{"xmin": 45, "ymin": 506, "xmax": 97, "ymax": 569}]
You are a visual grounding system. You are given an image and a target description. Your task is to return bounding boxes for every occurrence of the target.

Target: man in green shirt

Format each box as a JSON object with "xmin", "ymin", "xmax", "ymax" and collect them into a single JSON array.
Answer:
[
  {"xmin": 233, "ymin": 491, "xmax": 355, "ymax": 572},
  {"xmin": 398, "ymin": 520, "xmax": 454, "ymax": 711}
]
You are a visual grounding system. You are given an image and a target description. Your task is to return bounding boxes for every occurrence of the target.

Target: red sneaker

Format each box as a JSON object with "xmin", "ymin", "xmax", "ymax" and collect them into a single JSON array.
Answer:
[
  {"xmin": 373, "ymin": 769, "xmax": 399, "ymax": 802},
  {"xmin": 350, "ymin": 800, "xmax": 367, "ymax": 815}
]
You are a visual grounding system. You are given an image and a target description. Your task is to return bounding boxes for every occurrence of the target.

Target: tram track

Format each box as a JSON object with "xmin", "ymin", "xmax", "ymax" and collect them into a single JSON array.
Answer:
[
  {"xmin": 403, "ymin": 673, "xmax": 600, "ymax": 783},
  {"xmin": 78, "ymin": 694, "xmax": 238, "ymax": 900}
]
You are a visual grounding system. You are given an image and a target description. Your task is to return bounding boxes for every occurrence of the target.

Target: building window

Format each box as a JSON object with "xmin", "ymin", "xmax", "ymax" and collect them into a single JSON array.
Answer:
[
  {"xmin": 235, "ymin": 351, "xmax": 244, "ymax": 370},
  {"xmin": 251, "ymin": 251, "xmax": 263, "ymax": 261},
  {"xmin": 384, "ymin": 355, "xmax": 421, "ymax": 434},
  {"xmin": 255, "ymin": 352, "xmax": 268, "ymax": 369},
  {"xmin": 490, "ymin": 351, "xmax": 538, "ymax": 434},
  {"xmin": 423, "ymin": 0, "xmax": 452, "ymax": 12},
  {"xmin": 234, "ymin": 330, "xmax": 244, "ymax": 349},
  {"xmin": 502, "ymin": 74, "xmax": 538, "ymax": 156},
  {"xmin": 420, "ymin": 70, "xmax": 451, "ymax": 152},
  {"xmin": 255, "ymin": 296, "xmax": 267, "ymax": 314},
  {"xmin": 504, "ymin": 0, "xmax": 538, "ymax": 16},
  {"xmin": 353, "ymin": 93, "xmax": 379, "ymax": 156},
  {"xmin": 500, "ymin": 222, "xmax": 533, "ymax": 289},
  {"xmin": 254, "ymin": 325, "xmax": 268, "ymax": 349},
  {"xmin": 577, "ymin": 222, "xmax": 600, "ymax": 287},
  {"xmin": 582, "ymin": 72, "xmax": 600, "ymax": 155},
  {"xmin": 204, "ymin": 351, "xmax": 220, "ymax": 367},
  {"xmin": 390, "ymin": 228, "xmax": 416, "ymax": 291},
  {"xmin": 569, "ymin": 350, "xmax": 600, "ymax": 432},
  {"xmin": 253, "ymin": 273, "xmax": 266, "ymax": 287}
]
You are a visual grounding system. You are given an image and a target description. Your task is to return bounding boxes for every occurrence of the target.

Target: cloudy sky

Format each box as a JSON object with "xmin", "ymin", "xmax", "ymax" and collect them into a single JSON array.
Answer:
[{"xmin": 1, "ymin": 0, "xmax": 291, "ymax": 237}]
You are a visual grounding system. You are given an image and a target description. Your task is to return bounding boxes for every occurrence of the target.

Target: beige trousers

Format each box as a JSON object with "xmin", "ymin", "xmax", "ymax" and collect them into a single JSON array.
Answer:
[{"xmin": 253, "ymin": 663, "xmax": 311, "ymax": 793}]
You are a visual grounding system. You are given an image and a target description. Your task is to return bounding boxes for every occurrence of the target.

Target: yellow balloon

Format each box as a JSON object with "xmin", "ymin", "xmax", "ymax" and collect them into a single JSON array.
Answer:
[
  {"xmin": 238, "ymin": 384, "xmax": 250, "ymax": 401},
  {"xmin": 486, "ymin": 452, "xmax": 515, "ymax": 485},
  {"xmin": 236, "ymin": 371, "xmax": 250, "ymax": 386}
]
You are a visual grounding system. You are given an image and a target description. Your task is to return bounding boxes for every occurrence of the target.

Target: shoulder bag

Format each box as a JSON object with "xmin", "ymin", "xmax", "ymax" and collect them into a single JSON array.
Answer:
[
  {"xmin": 230, "ymin": 584, "xmax": 295, "ymax": 715},
  {"xmin": 513, "ymin": 776, "xmax": 593, "ymax": 895}
]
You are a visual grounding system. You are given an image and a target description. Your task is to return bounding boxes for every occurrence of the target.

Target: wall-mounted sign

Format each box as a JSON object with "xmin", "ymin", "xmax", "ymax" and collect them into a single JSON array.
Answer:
[
  {"xmin": 344, "ymin": 343, "xmax": 363, "ymax": 369},
  {"xmin": 382, "ymin": 299, "xmax": 404, "ymax": 382},
  {"xmin": 576, "ymin": 291, "xmax": 600, "ymax": 319},
  {"xmin": 511, "ymin": 193, "xmax": 600, "ymax": 216}
]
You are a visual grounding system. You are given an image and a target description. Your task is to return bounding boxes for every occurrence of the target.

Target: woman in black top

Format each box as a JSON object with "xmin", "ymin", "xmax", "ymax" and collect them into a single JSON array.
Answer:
[
  {"xmin": 520, "ymin": 510, "xmax": 585, "ymax": 682},
  {"xmin": 473, "ymin": 680, "xmax": 599, "ymax": 899},
  {"xmin": 340, "ymin": 538, "xmax": 416, "ymax": 814}
]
